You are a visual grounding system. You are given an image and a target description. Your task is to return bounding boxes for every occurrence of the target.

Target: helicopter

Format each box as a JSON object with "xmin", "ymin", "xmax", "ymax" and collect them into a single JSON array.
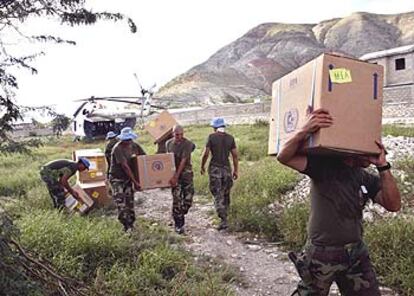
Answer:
[{"xmin": 72, "ymin": 80, "xmax": 165, "ymax": 140}]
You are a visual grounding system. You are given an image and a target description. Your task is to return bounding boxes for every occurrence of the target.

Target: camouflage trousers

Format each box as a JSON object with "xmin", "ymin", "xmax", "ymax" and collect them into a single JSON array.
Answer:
[
  {"xmin": 110, "ymin": 178, "xmax": 135, "ymax": 231},
  {"xmin": 209, "ymin": 165, "xmax": 233, "ymax": 221},
  {"xmin": 40, "ymin": 168, "xmax": 65, "ymax": 210},
  {"xmin": 171, "ymin": 172, "xmax": 194, "ymax": 227},
  {"xmin": 290, "ymin": 241, "xmax": 380, "ymax": 296}
]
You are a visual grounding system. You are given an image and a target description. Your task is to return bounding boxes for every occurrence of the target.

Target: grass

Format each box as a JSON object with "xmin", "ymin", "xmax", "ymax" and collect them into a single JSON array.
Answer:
[
  {"xmin": 16, "ymin": 210, "xmax": 235, "ymax": 295},
  {"xmin": 2, "ymin": 122, "xmax": 414, "ymax": 295},
  {"xmin": 382, "ymin": 124, "xmax": 414, "ymax": 138},
  {"xmin": 365, "ymin": 217, "xmax": 414, "ymax": 295},
  {"xmin": 229, "ymin": 159, "xmax": 299, "ymax": 240}
]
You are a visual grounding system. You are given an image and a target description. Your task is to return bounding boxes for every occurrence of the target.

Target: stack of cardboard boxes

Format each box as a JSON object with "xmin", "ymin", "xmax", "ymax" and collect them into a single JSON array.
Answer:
[
  {"xmin": 137, "ymin": 111, "xmax": 177, "ymax": 190},
  {"xmin": 66, "ymin": 149, "xmax": 111, "ymax": 213},
  {"xmin": 268, "ymin": 53, "xmax": 384, "ymax": 156}
]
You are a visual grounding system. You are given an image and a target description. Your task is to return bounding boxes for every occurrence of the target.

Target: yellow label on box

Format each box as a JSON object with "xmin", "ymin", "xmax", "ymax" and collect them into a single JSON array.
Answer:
[
  {"xmin": 92, "ymin": 191, "xmax": 99, "ymax": 198},
  {"xmin": 329, "ymin": 68, "xmax": 352, "ymax": 84},
  {"xmin": 90, "ymin": 172, "xmax": 96, "ymax": 178}
]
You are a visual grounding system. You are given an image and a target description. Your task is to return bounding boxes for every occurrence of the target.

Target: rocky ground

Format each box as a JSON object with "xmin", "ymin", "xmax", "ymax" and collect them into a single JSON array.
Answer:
[{"xmin": 134, "ymin": 135, "xmax": 413, "ymax": 296}]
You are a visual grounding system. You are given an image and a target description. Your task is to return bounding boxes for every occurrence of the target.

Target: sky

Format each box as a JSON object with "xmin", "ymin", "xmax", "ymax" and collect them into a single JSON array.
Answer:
[{"xmin": 7, "ymin": 0, "xmax": 414, "ymax": 117}]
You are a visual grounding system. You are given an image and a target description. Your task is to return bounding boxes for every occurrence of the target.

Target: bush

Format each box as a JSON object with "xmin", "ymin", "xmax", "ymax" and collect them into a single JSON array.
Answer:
[
  {"xmin": 394, "ymin": 156, "xmax": 414, "ymax": 206},
  {"xmin": 365, "ymin": 217, "xmax": 414, "ymax": 295},
  {"xmin": 16, "ymin": 210, "xmax": 235, "ymax": 295},
  {"xmin": 382, "ymin": 124, "xmax": 414, "ymax": 137},
  {"xmin": 279, "ymin": 202, "xmax": 310, "ymax": 251},
  {"xmin": 229, "ymin": 159, "xmax": 299, "ymax": 240}
]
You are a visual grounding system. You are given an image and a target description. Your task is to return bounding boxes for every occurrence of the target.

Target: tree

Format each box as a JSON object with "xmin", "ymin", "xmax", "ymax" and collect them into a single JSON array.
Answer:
[
  {"xmin": 0, "ymin": 0, "xmax": 136, "ymax": 153},
  {"xmin": 0, "ymin": 2, "xmax": 136, "ymax": 292},
  {"xmin": 51, "ymin": 114, "xmax": 71, "ymax": 137}
]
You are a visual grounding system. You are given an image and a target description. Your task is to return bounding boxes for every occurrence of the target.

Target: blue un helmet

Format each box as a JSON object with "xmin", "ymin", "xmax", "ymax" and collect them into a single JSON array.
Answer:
[
  {"xmin": 106, "ymin": 131, "xmax": 117, "ymax": 140},
  {"xmin": 78, "ymin": 157, "xmax": 91, "ymax": 170},
  {"xmin": 117, "ymin": 127, "xmax": 138, "ymax": 141},
  {"xmin": 210, "ymin": 117, "xmax": 226, "ymax": 129}
]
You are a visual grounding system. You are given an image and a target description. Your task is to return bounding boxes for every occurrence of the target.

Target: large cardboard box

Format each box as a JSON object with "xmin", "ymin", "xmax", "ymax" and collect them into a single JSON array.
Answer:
[
  {"xmin": 65, "ymin": 184, "xmax": 95, "ymax": 214},
  {"xmin": 268, "ymin": 53, "xmax": 383, "ymax": 156},
  {"xmin": 73, "ymin": 149, "xmax": 107, "ymax": 183},
  {"xmin": 145, "ymin": 111, "xmax": 177, "ymax": 141},
  {"xmin": 134, "ymin": 153, "xmax": 176, "ymax": 190},
  {"xmin": 79, "ymin": 181, "xmax": 111, "ymax": 207}
]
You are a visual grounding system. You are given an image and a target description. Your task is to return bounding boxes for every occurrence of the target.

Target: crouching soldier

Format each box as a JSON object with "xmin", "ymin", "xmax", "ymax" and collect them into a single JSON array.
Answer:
[
  {"xmin": 166, "ymin": 125, "xmax": 195, "ymax": 234},
  {"xmin": 201, "ymin": 117, "xmax": 239, "ymax": 230},
  {"xmin": 40, "ymin": 158, "xmax": 90, "ymax": 209},
  {"xmin": 109, "ymin": 127, "xmax": 146, "ymax": 232}
]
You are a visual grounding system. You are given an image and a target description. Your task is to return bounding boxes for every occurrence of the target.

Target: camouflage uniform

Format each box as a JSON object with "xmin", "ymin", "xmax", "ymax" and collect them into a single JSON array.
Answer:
[
  {"xmin": 171, "ymin": 171, "xmax": 194, "ymax": 228},
  {"xmin": 166, "ymin": 137, "xmax": 195, "ymax": 229},
  {"xmin": 39, "ymin": 160, "xmax": 78, "ymax": 210},
  {"xmin": 109, "ymin": 141, "xmax": 145, "ymax": 231},
  {"xmin": 289, "ymin": 155, "xmax": 383, "ymax": 296},
  {"xmin": 209, "ymin": 165, "xmax": 233, "ymax": 221},
  {"xmin": 110, "ymin": 179, "xmax": 135, "ymax": 230},
  {"xmin": 290, "ymin": 241, "xmax": 380, "ymax": 296}
]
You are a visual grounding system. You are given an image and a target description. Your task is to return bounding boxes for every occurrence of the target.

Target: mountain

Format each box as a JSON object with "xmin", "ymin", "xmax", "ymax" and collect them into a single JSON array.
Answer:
[{"xmin": 156, "ymin": 11, "xmax": 414, "ymax": 106}]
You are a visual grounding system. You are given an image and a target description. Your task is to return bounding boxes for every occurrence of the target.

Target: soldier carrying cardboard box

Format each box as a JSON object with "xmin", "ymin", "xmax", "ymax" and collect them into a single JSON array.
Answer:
[
  {"xmin": 40, "ymin": 158, "xmax": 90, "ymax": 209},
  {"xmin": 166, "ymin": 125, "xmax": 195, "ymax": 234},
  {"xmin": 277, "ymin": 108, "xmax": 401, "ymax": 296},
  {"xmin": 109, "ymin": 127, "xmax": 146, "ymax": 232}
]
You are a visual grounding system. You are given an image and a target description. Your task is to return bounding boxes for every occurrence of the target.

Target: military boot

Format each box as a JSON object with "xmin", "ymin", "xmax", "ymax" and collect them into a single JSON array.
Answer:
[
  {"xmin": 217, "ymin": 218, "xmax": 228, "ymax": 231},
  {"xmin": 174, "ymin": 216, "xmax": 185, "ymax": 234}
]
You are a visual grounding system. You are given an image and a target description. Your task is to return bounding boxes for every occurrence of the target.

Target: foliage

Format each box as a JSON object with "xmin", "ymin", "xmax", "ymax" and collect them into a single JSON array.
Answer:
[
  {"xmin": 365, "ymin": 217, "xmax": 414, "ymax": 295},
  {"xmin": 0, "ymin": 211, "xmax": 87, "ymax": 295},
  {"xmin": 382, "ymin": 124, "xmax": 414, "ymax": 138},
  {"xmin": 229, "ymin": 159, "xmax": 299, "ymax": 240},
  {"xmin": 51, "ymin": 114, "xmax": 71, "ymax": 137},
  {"xmin": 16, "ymin": 210, "xmax": 235, "ymax": 295},
  {"xmin": 279, "ymin": 202, "xmax": 310, "ymax": 251},
  {"xmin": 0, "ymin": 0, "xmax": 136, "ymax": 153}
]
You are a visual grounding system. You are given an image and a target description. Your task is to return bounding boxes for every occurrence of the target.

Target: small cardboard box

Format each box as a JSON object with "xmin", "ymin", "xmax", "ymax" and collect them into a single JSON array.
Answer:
[
  {"xmin": 65, "ymin": 184, "xmax": 95, "ymax": 214},
  {"xmin": 268, "ymin": 53, "xmax": 384, "ymax": 156},
  {"xmin": 79, "ymin": 181, "xmax": 111, "ymax": 207},
  {"xmin": 145, "ymin": 111, "xmax": 177, "ymax": 141},
  {"xmin": 134, "ymin": 153, "xmax": 176, "ymax": 190},
  {"xmin": 73, "ymin": 149, "xmax": 107, "ymax": 183}
]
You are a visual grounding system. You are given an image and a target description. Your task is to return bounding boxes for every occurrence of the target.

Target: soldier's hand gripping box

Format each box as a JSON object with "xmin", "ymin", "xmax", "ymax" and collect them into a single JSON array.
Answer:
[
  {"xmin": 268, "ymin": 53, "xmax": 384, "ymax": 156},
  {"xmin": 64, "ymin": 184, "xmax": 95, "ymax": 214},
  {"xmin": 133, "ymin": 153, "xmax": 176, "ymax": 190}
]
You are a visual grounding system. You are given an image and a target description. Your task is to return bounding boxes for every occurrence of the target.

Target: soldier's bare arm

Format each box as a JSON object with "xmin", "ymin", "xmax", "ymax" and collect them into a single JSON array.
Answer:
[
  {"xmin": 121, "ymin": 161, "xmax": 140, "ymax": 190},
  {"xmin": 170, "ymin": 158, "xmax": 187, "ymax": 187},
  {"xmin": 277, "ymin": 108, "xmax": 333, "ymax": 172},
  {"xmin": 201, "ymin": 147, "xmax": 210, "ymax": 175},
  {"xmin": 230, "ymin": 148, "xmax": 239, "ymax": 180},
  {"xmin": 59, "ymin": 174, "xmax": 79, "ymax": 199},
  {"xmin": 369, "ymin": 141, "xmax": 401, "ymax": 212}
]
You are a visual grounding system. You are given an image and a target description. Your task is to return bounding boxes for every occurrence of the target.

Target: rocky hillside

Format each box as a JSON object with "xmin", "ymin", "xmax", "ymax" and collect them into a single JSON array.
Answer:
[{"xmin": 157, "ymin": 11, "xmax": 414, "ymax": 106}]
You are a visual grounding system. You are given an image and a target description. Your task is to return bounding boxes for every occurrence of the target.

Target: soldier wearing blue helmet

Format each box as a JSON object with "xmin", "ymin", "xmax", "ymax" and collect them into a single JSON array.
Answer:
[
  {"xmin": 109, "ymin": 127, "xmax": 146, "ymax": 232},
  {"xmin": 104, "ymin": 131, "xmax": 118, "ymax": 178},
  {"xmin": 201, "ymin": 117, "xmax": 239, "ymax": 230},
  {"xmin": 40, "ymin": 157, "xmax": 90, "ymax": 209}
]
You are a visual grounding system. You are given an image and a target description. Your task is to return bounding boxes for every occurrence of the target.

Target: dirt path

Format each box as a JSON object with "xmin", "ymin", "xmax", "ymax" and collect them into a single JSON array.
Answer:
[
  {"xmin": 134, "ymin": 189, "xmax": 397, "ymax": 296},
  {"xmin": 135, "ymin": 189, "xmax": 299, "ymax": 295}
]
